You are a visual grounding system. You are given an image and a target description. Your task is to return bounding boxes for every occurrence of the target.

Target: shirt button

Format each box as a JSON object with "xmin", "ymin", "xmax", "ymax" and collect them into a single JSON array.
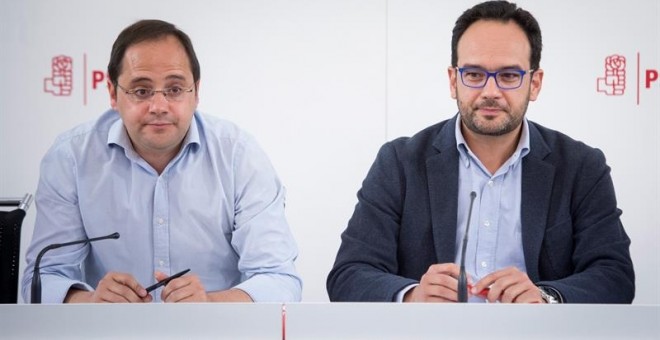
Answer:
[
  {"xmin": 157, "ymin": 217, "xmax": 164, "ymax": 225},
  {"xmin": 488, "ymin": 180, "xmax": 494, "ymax": 187},
  {"xmin": 484, "ymin": 220, "xmax": 490, "ymax": 227},
  {"xmin": 481, "ymin": 261, "xmax": 488, "ymax": 268},
  {"xmin": 159, "ymin": 260, "xmax": 164, "ymax": 266}
]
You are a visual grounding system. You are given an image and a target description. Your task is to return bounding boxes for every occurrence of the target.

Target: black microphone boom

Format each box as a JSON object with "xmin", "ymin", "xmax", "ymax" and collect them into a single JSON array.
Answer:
[
  {"xmin": 30, "ymin": 232, "xmax": 120, "ymax": 304},
  {"xmin": 458, "ymin": 192, "xmax": 477, "ymax": 303}
]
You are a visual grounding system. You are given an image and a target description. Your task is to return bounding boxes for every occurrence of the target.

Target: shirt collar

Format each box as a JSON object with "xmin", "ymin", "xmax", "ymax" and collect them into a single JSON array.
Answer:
[
  {"xmin": 455, "ymin": 114, "xmax": 531, "ymax": 170},
  {"xmin": 107, "ymin": 111, "xmax": 201, "ymax": 158}
]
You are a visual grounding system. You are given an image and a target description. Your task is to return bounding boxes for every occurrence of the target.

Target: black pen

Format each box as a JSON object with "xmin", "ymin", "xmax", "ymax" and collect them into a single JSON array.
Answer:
[{"xmin": 145, "ymin": 268, "xmax": 191, "ymax": 293}]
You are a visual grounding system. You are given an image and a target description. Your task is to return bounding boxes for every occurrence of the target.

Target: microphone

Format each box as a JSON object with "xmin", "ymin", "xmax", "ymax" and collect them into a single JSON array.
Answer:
[
  {"xmin": 30, "ymin": 232, "xmax": 120, "ymax": 304},
  {"xmin": 458, "ymin": 192, "xmax": 477, "ymax": 303}
]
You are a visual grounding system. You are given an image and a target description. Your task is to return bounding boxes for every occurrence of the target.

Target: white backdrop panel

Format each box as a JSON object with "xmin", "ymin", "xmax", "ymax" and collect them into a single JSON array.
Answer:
[{"xmin": 1, "ymin": 0, "xmax": 658, "ymax": 304}]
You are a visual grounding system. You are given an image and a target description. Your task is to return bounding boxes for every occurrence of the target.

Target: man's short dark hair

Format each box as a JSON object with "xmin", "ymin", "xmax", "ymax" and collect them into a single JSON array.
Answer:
[
  {"xmin": 107, "ymin": 19, "xmax": 201, "ymax": 87},
  {"xmin": 451, "ymin": 1, "xmax": 542, "ymax": 70}
]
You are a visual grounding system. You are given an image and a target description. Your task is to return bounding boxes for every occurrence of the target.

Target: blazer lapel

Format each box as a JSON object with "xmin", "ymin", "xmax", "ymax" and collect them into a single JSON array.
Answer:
[
  {"xmin": 521, "ymin": 123, "xmax": 555, "ymax": 282},
  {"xmin": 427, "ymin": 117, "xmax": 460, "ymax": 264}
]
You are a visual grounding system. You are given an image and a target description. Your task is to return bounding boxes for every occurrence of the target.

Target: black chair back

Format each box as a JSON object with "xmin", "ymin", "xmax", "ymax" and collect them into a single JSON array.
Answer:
[{"xmin": 0, "ymin": 194, "xmax": 32, "ymax": 304}]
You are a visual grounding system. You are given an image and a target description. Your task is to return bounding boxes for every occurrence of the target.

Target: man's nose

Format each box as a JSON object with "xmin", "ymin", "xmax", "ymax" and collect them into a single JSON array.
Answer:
[
  {"xmin": 480, "ymin": 75, "xmax": 502, "ymax": 97},
  {"xmin": 148, "ymin": 91, "xmax": 169, "ymax": 112}
]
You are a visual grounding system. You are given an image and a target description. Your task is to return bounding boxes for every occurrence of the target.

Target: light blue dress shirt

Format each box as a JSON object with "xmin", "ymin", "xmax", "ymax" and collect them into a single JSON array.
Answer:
[
  {"xmin": 454, "ymin": 116, "xmax": 530, "ymax": 302},
  {"xmin": 21, "ymin": 109, "xmax": 302, "ymax": 303}
]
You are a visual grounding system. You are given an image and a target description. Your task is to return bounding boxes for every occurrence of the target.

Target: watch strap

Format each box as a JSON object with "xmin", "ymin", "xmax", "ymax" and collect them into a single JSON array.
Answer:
[{"xmin": 538, "ymin": 286, "xmax": 562, "ymax": 304}]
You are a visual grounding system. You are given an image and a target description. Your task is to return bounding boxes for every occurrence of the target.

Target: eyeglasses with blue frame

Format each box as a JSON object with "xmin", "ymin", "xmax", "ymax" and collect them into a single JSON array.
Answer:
[{"xmin": 456, "ymin": 67, "xmax": 535, "ymax": 90}]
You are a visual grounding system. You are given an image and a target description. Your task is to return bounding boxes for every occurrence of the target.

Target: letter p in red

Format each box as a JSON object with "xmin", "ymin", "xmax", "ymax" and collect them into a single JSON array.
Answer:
[
  {"xmin": 646, "ymin": 69, "xmax": 658, "ymax": 89},
  {"xmin": 92, "ymin": 71, "xmax": 106, "ymax": 89}
]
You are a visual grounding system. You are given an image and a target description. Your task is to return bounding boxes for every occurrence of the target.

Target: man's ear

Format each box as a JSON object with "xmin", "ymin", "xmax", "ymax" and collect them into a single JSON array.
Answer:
[
  {"xmin": 448, "ymin": 67, "xmax": 458, "ymax": 99},
  {"xmin": 194, "ymin": 80, "xmax": 200, "ymax": 106},
  {"xmin": 529, "ymin": 68, "xmax": 543, "ymax": 101},
  {"xmin": 108, "ymin": 80, "xmax": 118, "ymax": 109}
]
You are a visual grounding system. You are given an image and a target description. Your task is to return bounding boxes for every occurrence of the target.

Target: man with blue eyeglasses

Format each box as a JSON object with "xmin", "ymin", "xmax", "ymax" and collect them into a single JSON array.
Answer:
[
  {"xmin": 328, "ymin": 0, "xmax": 634, "ymax": 304},
  {"xmin": 22, "ymin": 19, "xmax": 302, "ymax": 303}
]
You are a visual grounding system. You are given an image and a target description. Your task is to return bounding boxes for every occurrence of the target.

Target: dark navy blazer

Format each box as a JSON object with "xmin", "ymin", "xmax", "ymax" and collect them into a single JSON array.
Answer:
[{"xmin": 327, "ymin": 115, "xmax": 635, "ymax": 303}]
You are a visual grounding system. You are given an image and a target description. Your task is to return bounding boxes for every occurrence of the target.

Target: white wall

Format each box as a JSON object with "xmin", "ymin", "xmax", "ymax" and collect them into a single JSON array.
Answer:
[{"xmin": 1, "ymin": 0, "xmax": 658, "ymax": 304}]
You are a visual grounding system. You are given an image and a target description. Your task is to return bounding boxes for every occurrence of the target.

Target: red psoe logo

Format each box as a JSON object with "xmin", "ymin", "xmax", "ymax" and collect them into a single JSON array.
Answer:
[
  {"xmin": 44, "ymin": 55, "xmax": 73, "ymax": 96},
  {"xmin": 597, "ymin": 55, "xmax": 626, "ymax": 96}
]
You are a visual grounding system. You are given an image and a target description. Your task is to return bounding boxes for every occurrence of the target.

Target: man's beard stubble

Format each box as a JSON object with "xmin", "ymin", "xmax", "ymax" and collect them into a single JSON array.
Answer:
[{"xmin": 457, "ymin": 95, "xmax": 529, "ymax": 137}]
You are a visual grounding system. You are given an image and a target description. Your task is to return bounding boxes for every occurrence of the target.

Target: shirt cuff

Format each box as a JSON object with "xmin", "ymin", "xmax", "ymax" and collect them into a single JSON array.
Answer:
[
  {"xmin": 395, "ymin": 283, "xmax": 419, "ymax": 302},
  {"xmin": 40, "ymin": 277, "xmax": 93, "ymax": 303},
  {"xmin": 234, "ymin": 273, "xmax": 302, "ymax": 302}
]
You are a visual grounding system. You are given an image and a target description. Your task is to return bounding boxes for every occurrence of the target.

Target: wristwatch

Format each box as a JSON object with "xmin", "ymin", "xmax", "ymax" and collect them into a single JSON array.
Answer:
[{"xmin": 538, "ymin": 286, "xmax": 560, "ymax": 304}]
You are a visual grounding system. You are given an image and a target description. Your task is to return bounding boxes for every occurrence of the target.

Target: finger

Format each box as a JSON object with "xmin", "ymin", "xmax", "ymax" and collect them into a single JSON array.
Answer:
[
  {"xmin": 419, "ymin": 279, "xmax": 460, "ymax": 302},
  {"xmin": 429, "ymin": 285, "xmax": 459, "ymax": 302},
  {"xmin": 110, "ymin": 283, "xmax": 145, "ymax": 302},
  {"xmin": 500, "ymin": 284, "xmax": 526, "ymax": 303},
  {"xmin": 484, "ymin": 269, "xmax": 534, "ymax": 303},
  {"xmin": 112, "ymin": 273, "xmax": 148, "ymax": 299},
  {"xmin": 473, "ymin": 267, "xmax": 516, "ymax": 293},
  {"xmin": 95, "ymin": 282, "xmax": 138, "ymax": 303},
  {"xmin": 508, "ymin": 281, "xmax": 543, "ymax": 303},
  {"xmin": 421, "ymin": 271, "xmax": 460, "ymax": 294},
  {"xmin": 510, "ymin": 286, "xmax": 542, "ymax": 303},
  {"xmin": 406, "ymin": 284, "xmax": 456, "ymax": 303},
  {"xmin": 97, "ymin": 273, "xmax": 145, "ymax": 302},
  {"xmin": 163, "ymin": 276, "xmax": 209, "ymax": 303},
  {"xmin": 498, "ymin": 277, "xmax": 529, "ymax": 303},
  {"xmin": 421, "ymin": 296, "xmax": 455, "ymax": 303},
  {"xmin": 475, "ymin": 276, "xmax": 509, "ymax": 301},
  {"xmin": 163, "ymin": 286, "xmax": 195, "ymax": 303},
  {"xmin": 162, "ymin": 279, "xmax": 198, "ymax": 302},
  {"xmin": 105, "ymin": 285, "xmax": 137, "ymax": 302},
  {"xmin": 154, "ymin": 271, "xmax": 168, "ymax": 282},
  {"xmin": 161, "ymin": 276, "xmax": 192, "ymax": 301},
  {"xmin": 472, "ymin": 276, "xmax": 496, "ymax": 294},
  {"xmin": 427, "ymin": 263, "xmax": 461, "ymax": 278},
  {"xmin": 467, "ymin": 283, "xmax": 489, "ymax": 298},
  {"xmin": 93, "ymin": 274, "xmax": 135, "ymax": 302}
]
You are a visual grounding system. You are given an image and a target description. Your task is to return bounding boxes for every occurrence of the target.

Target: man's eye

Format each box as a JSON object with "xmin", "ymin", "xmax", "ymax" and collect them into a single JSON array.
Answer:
[
  {"xmin": 499, "ymin": 72, "xmax": 521, "ymax": 81},
  {"xmin": 465, "ymin": 71, "xmax": 485, "ymax": 79},
  {"xmin": 133, "ymin": 89, "xmax": 152, "ymax": 97},
  {"xmin": 167, "ymin": 87, "xmax": 183, "ymax": 95}
]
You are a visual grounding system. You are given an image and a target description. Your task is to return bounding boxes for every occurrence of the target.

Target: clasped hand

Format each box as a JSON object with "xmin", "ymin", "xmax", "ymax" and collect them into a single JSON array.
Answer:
[
  {"xmin": 403, "ymin": 263, "xmax": 543, "ymax": 303},
  {"xmin": 65, "ymin": 271, "xmax": 209, "ymax": 303}
]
